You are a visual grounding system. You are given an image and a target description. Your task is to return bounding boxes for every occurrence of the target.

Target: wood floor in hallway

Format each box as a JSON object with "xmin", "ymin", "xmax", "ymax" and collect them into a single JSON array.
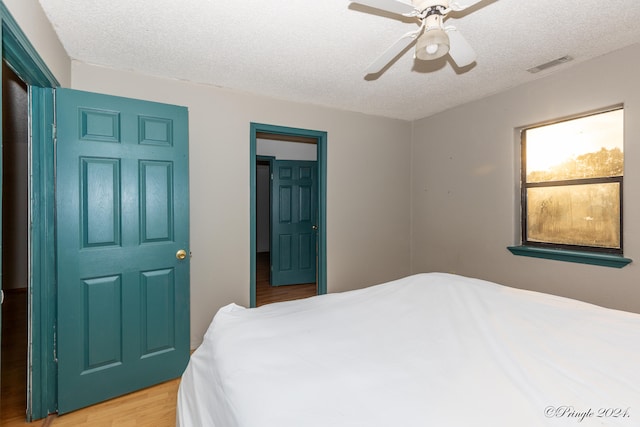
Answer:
[{"xmin": 255, "ymin": 252, "xmax": 317, "ymax": 306}]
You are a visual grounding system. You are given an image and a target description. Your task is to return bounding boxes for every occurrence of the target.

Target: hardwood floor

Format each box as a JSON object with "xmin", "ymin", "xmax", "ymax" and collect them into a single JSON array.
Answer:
[
  {"xmin": 2, "ymin": 379, "xmax": 180, "ymax": 427},
  {"xmin": 255, "ymin": 252, "xmax": 317, "ymax": 306},
  {"xmin": 0, "ymin": 253, "xmax": 312, "ymax": 426},
  {"xmin": 43, "ymin": 378, "xmax": 180, "ymax": 427}
]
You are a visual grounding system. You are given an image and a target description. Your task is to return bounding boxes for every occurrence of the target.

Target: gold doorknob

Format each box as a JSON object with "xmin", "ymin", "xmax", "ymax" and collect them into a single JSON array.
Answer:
[{"xmin": 176, "ymin": 249, "xmax": 187, "ymax": 260}]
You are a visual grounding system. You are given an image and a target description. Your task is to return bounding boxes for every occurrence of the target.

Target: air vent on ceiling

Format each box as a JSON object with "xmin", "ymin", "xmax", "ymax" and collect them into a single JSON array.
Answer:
[{"xmin": 527, "ymin": 55, "xmax": 573, "ymax": 73}]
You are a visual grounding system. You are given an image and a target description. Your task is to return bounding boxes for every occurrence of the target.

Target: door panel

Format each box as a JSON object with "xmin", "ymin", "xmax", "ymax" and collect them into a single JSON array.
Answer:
[
  {"xmin": 271, "ymin": 160, "xmax": 317, "ymax": 286},
  {"xmin": 56, "ymin": 88, "xmax": 189, "ymax": 414}
]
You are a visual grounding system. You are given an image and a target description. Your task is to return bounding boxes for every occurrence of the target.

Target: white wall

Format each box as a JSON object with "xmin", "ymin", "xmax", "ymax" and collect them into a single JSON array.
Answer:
[
  {"xmin": 71, "ymin": 61, "xmax": 412, "ymax": 347},
  {"xmin": 411, "ymin": 43, "xmax": 640, "ymax": 314},
  {"xmin": 3, "ymin": 0, "xmax": 71, "ymax": 86}
]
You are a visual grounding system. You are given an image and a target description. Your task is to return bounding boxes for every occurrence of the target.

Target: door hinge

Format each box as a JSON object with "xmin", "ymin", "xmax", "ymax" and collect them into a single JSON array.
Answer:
[
  {"xmin": 270, "ymin": 173, "xmax": 274, "ymax": 180},
  {"xmin": 53, "ymin": 329, "xmax": 58, "ymax": 364}
]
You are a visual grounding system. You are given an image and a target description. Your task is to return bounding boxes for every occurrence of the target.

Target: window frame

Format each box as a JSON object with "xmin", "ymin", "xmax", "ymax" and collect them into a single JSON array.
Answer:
[{"xmin": 520, "ymin": 107, "xmax": 624, "ymax": 256}]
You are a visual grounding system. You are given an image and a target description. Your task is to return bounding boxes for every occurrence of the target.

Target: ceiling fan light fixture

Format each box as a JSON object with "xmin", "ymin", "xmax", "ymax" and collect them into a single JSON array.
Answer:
[{"xmin": 416, "ymin": 28, "xmax": 449, "ymax": 60}]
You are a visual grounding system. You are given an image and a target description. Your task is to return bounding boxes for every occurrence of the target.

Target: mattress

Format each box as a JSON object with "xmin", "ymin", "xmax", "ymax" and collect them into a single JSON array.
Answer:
[{"xmin": 177, "ymin": 273, "xmax": 640, "ymax": 426}]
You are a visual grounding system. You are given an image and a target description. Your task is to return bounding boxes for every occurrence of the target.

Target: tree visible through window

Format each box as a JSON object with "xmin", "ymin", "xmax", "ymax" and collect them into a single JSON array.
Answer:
[{"xmin": 522, "ymin": 108, "xmax": 624, "ymax": 254}]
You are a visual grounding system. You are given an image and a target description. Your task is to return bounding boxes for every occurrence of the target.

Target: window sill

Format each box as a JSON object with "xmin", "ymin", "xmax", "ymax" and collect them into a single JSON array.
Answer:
[{"xmin": 507, "ymin": 246, "xmax": 632, "ymax": 268}]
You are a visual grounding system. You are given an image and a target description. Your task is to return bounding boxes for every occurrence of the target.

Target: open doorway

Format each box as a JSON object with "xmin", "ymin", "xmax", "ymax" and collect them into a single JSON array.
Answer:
[
  {"xmin": 255, "ymin": 135, "xmax": 318, "ymax": 306},
  {"xmin": 1, "ymin": 60, "xmax": 29, "ymax": 424},
  {"xmin": 250, "ymin": 123, "xmax": 327, "ymax": 308}
]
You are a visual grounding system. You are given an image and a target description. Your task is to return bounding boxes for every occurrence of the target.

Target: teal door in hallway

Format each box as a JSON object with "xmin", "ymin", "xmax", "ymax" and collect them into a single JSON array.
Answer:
[
  {"xmin": 270, "ymin": 160, "xmax": 317, "ymax": 286},
  {"xmin": 55, "ymin": 88, "xmax": 190, "ymax": 413}
]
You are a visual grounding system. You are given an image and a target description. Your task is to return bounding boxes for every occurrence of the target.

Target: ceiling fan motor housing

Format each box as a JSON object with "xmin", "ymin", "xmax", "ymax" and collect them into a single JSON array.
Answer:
[
  {"xmin": 412, "ymin": 0, "xmax": 449, "ymax": 12},
  {"xmin": 413, "ymin": 1, "xmax": 448, "ymax": 31},
  {"xmin": 423, "ymin": 7, "xmax": 446, "ymax": 29}
]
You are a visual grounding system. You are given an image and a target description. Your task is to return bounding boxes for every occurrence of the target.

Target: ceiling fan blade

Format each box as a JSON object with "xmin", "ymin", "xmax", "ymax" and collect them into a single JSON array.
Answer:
[
  {"xmin": 349, "ymin": 0, "xmax": 416, "ymax": 16},
  {"xmin": 448, "ymin": 0, "xmax": 483, "ymax": 11},
  {"xmin": 446, "ymin": 28, "xmax": 476, "ymax": 67},
  {"xmin": 365, "ymin": 30, "xmax": 419, "ymax": 74}
]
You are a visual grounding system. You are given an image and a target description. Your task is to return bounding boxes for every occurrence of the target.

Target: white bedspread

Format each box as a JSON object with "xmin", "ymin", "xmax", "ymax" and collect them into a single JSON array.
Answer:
[{"xmin": 177, "ymin": 273, "xmax": 640, "ymax": 426}]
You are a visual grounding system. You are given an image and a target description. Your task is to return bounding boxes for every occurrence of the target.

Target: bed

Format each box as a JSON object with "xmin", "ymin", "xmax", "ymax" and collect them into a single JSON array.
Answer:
[{"xmin": 177, "ymin": 273, "xmax": 640, "ymax": 426}]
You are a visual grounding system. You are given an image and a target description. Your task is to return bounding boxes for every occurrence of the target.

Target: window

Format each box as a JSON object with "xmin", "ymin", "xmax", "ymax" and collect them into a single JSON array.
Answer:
[{"xmin": 521, "ymin": 108, "xmax": 624, "ymax": 255}]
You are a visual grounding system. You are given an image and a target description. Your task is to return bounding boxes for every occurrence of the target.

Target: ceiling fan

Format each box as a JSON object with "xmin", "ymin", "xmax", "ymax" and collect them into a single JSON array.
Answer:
[{"xmin": 349, "ymin": 0, "xmax": 487, "ymax": 74}]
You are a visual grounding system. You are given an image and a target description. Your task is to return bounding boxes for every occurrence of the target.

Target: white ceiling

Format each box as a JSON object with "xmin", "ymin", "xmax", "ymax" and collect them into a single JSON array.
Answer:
[{"xmin": 38, "ymin": 0, "xmax": 640, "ymax": 121}]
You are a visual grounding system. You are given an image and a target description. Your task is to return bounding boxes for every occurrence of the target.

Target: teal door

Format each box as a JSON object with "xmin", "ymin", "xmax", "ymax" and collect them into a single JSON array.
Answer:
[
  {"xmin": 271, "ymin": 160, "xmax": 317, "ymax": 286},
  {"xmin": 0, "ymin": 61, "xmax": 2, "ymax": 406},
  {"xmin": 55, "ymin": 88, "xmax": 190, "ymax": 413}
]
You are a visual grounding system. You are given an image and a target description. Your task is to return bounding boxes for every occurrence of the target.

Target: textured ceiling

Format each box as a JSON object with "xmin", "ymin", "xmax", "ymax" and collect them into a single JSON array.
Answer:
[{"xmin": 39, "ymin": 0, "xmax": 640, "ymax": 121}]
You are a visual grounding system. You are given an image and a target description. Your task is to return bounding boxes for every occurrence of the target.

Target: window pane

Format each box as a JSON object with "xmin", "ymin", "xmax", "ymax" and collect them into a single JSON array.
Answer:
[
  {"xmin": 526, "ymin": 183, "xmax": 620, "ymax": 248},
  {"xmin": 526, "ymin": 109, "xmax": 623, "ymax": 183}
]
